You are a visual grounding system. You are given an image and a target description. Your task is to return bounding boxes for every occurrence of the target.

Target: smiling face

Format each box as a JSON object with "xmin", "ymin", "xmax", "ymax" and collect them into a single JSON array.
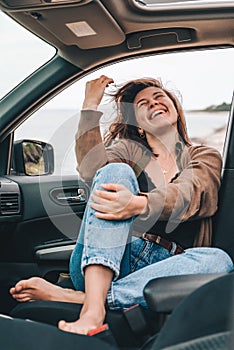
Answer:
[{"xmin": 133, "ymin": 86, "xmax": 179, "ymax": 135}]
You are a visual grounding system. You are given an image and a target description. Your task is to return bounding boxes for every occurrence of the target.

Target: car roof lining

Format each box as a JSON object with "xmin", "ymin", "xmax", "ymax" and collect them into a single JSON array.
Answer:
[{"xmin": 0, "ymin": 0, "xmax": 233, "ymax": 69}]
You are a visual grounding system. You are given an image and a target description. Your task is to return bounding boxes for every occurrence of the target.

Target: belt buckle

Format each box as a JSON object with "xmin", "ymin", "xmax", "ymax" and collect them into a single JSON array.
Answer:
[
  {"xmin": 142, "ymin": 233, "xmax": 149, "ymax": 241},
  {"xmin": 170, "ymin": 242, "xmax": 177, "ymax": 255},
  {"xmin": 155, "ymin": 236, "xmax": 161, "ymax": 245}
]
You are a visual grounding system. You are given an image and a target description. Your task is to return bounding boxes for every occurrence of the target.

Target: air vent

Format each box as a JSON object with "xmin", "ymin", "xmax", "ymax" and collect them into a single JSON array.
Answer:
[{"xmin": 0, "ymin": 193, "xmax": 20, "ymax": 215}]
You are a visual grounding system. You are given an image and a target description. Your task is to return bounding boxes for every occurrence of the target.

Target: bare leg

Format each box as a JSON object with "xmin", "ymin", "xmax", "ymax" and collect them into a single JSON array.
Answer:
[
  {"xmin": 58, "ymin": 264, "xmax": 113, "ymax": 335},
  {"xmin": 9, "ymin": 277, "xmax": 85, "ymax": 304}
]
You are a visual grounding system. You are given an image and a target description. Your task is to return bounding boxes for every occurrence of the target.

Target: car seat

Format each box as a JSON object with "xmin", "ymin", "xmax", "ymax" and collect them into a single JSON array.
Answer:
[{"xmin": 9, "ymin": 272, "xmax": 233, "ymax": 350}]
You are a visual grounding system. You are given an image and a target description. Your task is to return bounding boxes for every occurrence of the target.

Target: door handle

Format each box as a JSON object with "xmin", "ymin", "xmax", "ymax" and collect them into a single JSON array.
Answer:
[
  {"xmin": 50, "ymin": 188, "xmax": 87, "ymax": 205},
  {"xmin": 56, "ymin": 192, "xmax": 85, "ymax": 203}
]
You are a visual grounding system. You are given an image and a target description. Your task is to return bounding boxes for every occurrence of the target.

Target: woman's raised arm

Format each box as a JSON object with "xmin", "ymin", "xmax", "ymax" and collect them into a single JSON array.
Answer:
[{"xmin": 75, "ymin": 76, "xmax": 114, "ymax": 181}]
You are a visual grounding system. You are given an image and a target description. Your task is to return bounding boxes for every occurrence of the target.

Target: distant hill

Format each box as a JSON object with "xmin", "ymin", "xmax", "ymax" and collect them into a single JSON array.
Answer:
[
  {"xmin": 204, "ymin": 102, "xmax": 231, "ymax": 112},
  {"xmin": 189, "ymin": 102, "xmax": 231, "ymax": 112}
]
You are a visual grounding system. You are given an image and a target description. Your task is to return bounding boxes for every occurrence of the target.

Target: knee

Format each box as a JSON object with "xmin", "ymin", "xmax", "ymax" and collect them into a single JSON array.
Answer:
[
  {"xmin": 213, "ymin": 248, "xmax": 234, "ymax": 271},
  {"xmin": 96, "ymin": 163, "xmax": 137, "ymax": 182},
  {"xmin": 188, "ymin": 247, "xmax": 234, "ymax": 272},
  {"xmin": 93, "ymin": 163, "xmax": 139, "ymax": 193},
  {"xmin": 100, "ymin": 163, "xmax": 135, "ymax": 176}
]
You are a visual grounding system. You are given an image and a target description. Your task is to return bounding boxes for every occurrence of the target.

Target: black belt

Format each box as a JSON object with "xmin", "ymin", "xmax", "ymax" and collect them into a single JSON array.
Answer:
[{"xmin": 142, "ymin": 233, "xmax": 185, "ymax": 255}]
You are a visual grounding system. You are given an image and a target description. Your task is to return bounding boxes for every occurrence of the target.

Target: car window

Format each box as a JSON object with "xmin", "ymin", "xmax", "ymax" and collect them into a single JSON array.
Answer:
[
  {"xmin": 0, "ymin": 10, "xmax": 55, "ymax": 99},
  {"xmin": 13, "ymin": 48, "xmax": 233, "ymax": 176}
]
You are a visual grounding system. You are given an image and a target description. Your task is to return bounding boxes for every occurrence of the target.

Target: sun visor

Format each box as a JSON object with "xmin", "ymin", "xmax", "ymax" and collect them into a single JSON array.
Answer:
[
  {"xmin": 0, "ymin": 0, "xmax": 125, "ymax": 49},
  {"xmin": 1, "ymin": 1, "xmax": 91, "ymax": 8}
]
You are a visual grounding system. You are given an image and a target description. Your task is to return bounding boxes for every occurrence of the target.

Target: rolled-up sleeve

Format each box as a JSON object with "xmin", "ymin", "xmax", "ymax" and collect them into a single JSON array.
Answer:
[{"xmin": 75, "ymin": 110, "xmax": 144, "ymax": 181}]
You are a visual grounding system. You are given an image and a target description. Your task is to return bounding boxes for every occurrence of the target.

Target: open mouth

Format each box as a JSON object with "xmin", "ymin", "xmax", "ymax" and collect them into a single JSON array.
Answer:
[{"xmin": 149, "ymin": 109, "xmax": 167, "ymax": 120}]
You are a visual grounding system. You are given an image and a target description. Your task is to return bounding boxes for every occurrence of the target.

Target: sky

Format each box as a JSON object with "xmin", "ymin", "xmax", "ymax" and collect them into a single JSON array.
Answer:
[{"xmin": 1, "ymin": 10, "xmax": 234, "ymax": 110}]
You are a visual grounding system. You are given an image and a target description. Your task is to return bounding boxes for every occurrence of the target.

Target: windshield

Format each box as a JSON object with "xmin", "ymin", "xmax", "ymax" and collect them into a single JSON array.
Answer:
[{"xmin": 0, "ymin": 10, "xmax": 55, "ymax": 99}]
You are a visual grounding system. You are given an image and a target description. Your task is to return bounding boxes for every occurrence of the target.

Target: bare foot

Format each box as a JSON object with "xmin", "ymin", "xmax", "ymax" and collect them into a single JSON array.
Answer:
[
  {"xmin": 9, "ymin": 277, "xmax": 85, "ymax": 303},
  {"xmin": 58, "ymin": 304, "xmax": 106, "ymax": 335}
]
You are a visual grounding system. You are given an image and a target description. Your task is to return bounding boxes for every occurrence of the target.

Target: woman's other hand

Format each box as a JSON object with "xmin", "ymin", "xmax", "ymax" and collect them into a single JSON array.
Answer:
[
  {"xmin": 90, "ymin": 183, "xmax": 148, "ymax": 220},
  {"xmin": 82, "ymin": 75, "xmax": 114, "ymax": 110}
]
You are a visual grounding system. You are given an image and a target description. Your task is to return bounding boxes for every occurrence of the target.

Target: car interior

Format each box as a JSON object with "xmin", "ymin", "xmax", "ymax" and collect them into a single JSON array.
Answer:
[{"xmin": 0, "ymin": 0, "xmax": 234, "ymax": 349}]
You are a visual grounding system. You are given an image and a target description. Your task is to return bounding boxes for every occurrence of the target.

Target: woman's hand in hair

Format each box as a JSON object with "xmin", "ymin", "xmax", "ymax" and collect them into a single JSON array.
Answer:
[
  {"xmin": 89, "ymin": 183, "xmax": 148, "ymax": 220},
  {"xmin": 82, "ymin": 75, "xmax": 114, "ymax": 110}
]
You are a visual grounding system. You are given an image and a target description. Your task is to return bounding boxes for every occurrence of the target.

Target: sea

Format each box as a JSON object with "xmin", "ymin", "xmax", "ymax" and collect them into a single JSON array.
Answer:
[
  {"xmin": 185, "ymin": 111, "xmax": 230, "ymax": 139},
  {"xmin": 15, "ymin": 110, "xmax": 230, "ymax": 175}
]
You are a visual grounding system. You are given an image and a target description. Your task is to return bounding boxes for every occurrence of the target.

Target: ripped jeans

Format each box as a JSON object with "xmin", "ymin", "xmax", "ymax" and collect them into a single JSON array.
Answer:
[{"xmin": 69, "ymin": 163, "xmax": 233, "ymax": 310}]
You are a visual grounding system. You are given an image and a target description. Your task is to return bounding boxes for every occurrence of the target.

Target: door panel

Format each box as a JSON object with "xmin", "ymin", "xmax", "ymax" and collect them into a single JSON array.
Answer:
[
  {"xmin": 0, "ymin": 174, "xmax": 89, "ymax": 314},
  {"xmin": 4, "ymin": 174, "xmax": 89, "ymax": 259}
]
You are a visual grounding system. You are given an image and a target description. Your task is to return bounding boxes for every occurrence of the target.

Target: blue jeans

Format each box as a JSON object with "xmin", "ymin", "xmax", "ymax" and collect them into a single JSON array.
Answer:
[{"xmin": 70, "ymin": 163, "xmax": 233, "ymax": 310}]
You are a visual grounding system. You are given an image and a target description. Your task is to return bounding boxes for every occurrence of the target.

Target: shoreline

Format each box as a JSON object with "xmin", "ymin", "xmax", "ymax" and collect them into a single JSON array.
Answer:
[{"xmin": 191, "ymin": 125, "xmax": 226, "ymax": 153}]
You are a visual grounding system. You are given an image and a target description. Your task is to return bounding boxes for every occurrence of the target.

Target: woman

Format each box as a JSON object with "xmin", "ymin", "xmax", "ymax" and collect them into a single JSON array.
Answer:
[{"xmin": 10, "ymin": 76, "xmax": 233, "ymax": 335}]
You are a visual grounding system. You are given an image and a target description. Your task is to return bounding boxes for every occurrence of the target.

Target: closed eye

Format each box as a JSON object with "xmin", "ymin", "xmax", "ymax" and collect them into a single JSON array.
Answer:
[
  {"xmin": 136, "ymin": 100, "xmax": 148, "ymax": 108},
  {"xmin": 153, "ymin": 92, "xmax": 164, "ymax": 99},
  {"xmin": 135, "ymin": 91, "xmax": 166, "ymax": 108}
]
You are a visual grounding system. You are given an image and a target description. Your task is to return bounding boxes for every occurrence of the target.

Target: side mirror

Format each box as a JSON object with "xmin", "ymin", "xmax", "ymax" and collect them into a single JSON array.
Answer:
[{"xmin": 13, "ymin": 140, "xmax": 54, "ymax": 176}]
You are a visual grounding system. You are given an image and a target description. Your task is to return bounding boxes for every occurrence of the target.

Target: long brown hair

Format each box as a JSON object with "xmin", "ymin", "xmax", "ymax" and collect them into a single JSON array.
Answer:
[{"xmin": 104, "ymin": 78, "xmax": 191, "ymax": 150}]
